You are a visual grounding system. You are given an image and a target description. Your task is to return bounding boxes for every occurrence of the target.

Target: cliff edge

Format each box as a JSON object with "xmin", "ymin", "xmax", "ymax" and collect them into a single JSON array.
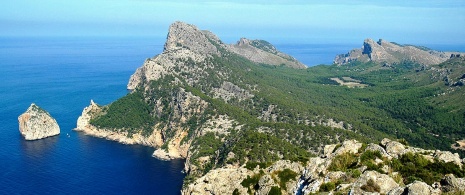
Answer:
[{"xmin": 18, "ymin": 103, "xmax": 60, "ymax": 140}]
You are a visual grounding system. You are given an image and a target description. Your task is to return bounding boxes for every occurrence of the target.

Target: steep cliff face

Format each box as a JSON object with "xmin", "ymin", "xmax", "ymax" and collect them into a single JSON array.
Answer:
[
  {"xmin": 334, "ymin": 38, "xmax": 461, "ymax": 66},
  {"xmin": 18, "ymin": 103, "xmax": 60, "ymax": 140}
]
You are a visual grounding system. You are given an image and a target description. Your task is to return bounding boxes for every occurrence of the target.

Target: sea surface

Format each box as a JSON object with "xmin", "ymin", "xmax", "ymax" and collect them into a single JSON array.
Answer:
[{"xmin": 0, "ymin": 37, "xmax": 463, "ymax": 194}]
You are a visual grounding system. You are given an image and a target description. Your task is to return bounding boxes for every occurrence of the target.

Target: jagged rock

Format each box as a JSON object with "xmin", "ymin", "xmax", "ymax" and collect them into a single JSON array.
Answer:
[
  {"xmin": 365, "ymin": 143, "xmax": 389, "ymax": 158},
  {"xmin": 387, "ymin": 186, "xmax": 406, "ymax": 195},
  {"xmin": 181, "ymin": 166, "xmax": 252, "ymax": 195},
  {"xmin": 405, "ymin": 181, "xmax": 434, "ymax": 195},
  {"xmin": 323, "ymin": 144, "xmax": 338, "ymax": 157},
  {"xmin": 212, "ymin": 81, "xmax": 254, "ymax": 102},
  {"xmin": 257, "ymin": 174, "xmax": 275, "ymax": 195},
  {"xmin": 333, "ymin": 139, "xmax": 363, "ymax": 156},
  {"xmin": 334, "ymin": 38, "xmax": 462, "ymax": 66},
  {"xmin": 164, "ymin": 21, "xmax": 220, "ymax": 56},
  {"xmin": 18, "ymin": 103, "xmax": 60, "ymax": 140},
  {"xmin": 381, "ymin": 138, "xmax": 406, "ymax": 158},
  {"xmin": 441, "ymin": 174, "xmax": 465, "ymax": 192},
  {"xmin": 351, "ymin": 171, "xmax": 399, "ymax": 194},
  {"xmin": 434, "ymin": 150, "xmax": 462, "ymax": 166}
]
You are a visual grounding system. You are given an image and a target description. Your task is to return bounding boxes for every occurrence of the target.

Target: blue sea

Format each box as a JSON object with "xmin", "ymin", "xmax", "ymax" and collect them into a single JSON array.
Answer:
[{"xmin": 0, "ymin": 36, "xmax": 462, "ymax": 194}]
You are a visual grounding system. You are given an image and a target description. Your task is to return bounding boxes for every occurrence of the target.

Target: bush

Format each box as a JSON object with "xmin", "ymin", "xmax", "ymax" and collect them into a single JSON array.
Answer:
[
  {"xmin": 268, "ymin": 186, "xmax": 282, "ymax": 195},
  {"xmin": 361, "ymin": 178, "xmax": 380, "ymax": 192},
  {"xmin": 391, "ymin": 152, "xmax": 465, "ymax": 185},
  {"xmin": 232, "ymin": 188, "xmax": 240, "ymax": 195},
  {"xmin": 328, "ymin": 153, "xmax": 358, "ymax": 172},
  {"xmin": 276, "ymin": 169, "xmax": 298, "ymax": 190},
  {"xmin": 319, "ymin": 182, "xmax": 336, "ymax": 192}
]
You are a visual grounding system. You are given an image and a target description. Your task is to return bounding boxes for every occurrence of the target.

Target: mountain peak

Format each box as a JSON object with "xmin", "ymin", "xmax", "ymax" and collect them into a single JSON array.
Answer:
[
  {"xmin": 163, "ymin": 21, "xmax": 220, "ymax": 55},
  {"xmin": 335, "ymin": 38, "xmax": 458, "ymax": 66}
]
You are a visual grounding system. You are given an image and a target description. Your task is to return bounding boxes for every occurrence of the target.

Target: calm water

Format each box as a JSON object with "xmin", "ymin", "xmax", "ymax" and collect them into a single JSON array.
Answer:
[
  {"xmin": 0, "ymin": 37, "xmax": 185, "ymax": 194},
  {"xmin": 1, "ymin": 36, "xmax": 462, "ymax": 194}
]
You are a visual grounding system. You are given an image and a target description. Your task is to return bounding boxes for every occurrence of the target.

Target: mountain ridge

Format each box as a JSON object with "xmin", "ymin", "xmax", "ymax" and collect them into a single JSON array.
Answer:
[
  {"xmin": 75, "ymin": 21, "xmax": 465, "ymax": 194},
  {"xmin": 334, "ymin": 38, "xmax": 464, "ymax": 66}
]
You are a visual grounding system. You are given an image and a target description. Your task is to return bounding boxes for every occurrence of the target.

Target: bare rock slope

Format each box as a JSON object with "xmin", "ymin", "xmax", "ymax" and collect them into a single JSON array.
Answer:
[{"xmin": 18, "ymin": 103, "xmax": 60, "ymax": 140}]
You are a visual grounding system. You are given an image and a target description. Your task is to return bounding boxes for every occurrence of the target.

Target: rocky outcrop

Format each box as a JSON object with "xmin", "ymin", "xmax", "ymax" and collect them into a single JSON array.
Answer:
[
  {"xmin": 75, "ymin": 87, "xmax": 206, "ymax": 160},
  {"xmin": 75, "ymin": 100, "xmax": 163, "ymax": 146},
  {"xmin": 334, "ymin": 38, "xmax": 462, "ymax": 66},
  {"xmin": 182, "ymin": 160, "xmax": 303, "ymax": 195},
  {"xmin": 182, "ymin": 166, "xmax": 252, "ymax": 195},
  {"xmin": 18, "ymin": 103, "xmax": 60, "ymax": 140},
  {"xmin": 228, "ymin": 38, "xmax": 307, "ymax": 69},
  {"xmin": 351, "ymin": 171, "xmax": 399, "ymax": 194}
]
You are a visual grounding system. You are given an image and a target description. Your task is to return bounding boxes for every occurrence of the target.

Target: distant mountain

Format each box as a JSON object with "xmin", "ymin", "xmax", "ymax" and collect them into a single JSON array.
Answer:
[
  {"xmin": 334, "ymin": 38, "xmax": 463, "ymax": 66},
  {"xmin": 75, "ymin": 22, "xmax": 465, "ymax": 194}
]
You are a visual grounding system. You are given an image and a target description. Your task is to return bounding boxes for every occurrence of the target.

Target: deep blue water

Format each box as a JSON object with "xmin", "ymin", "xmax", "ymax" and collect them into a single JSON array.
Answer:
[
  {"xmin": 0, "ymin": 37, "xmax": 185, "ymax": 194},
  {"xmin": 1, "ymin": 36, "xmax": 463, "ymax": 194}
]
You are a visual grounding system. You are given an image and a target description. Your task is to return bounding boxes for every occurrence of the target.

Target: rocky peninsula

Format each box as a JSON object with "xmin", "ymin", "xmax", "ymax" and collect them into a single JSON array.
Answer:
[{"xmin": 18, "ymin": 103, "xmax": 60, "ymax": 140}]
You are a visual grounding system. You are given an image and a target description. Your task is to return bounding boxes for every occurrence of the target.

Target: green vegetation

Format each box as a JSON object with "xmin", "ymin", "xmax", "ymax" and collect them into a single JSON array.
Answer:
[
  {"xmin": 241, "ymin": 172, "xmax": 264, "ymax": 194},
  {"xmin": 361, "ymin": 178, "xmax": 381, "ymax": 193},
  {"xmin": 245, "ymin": 161, "xmax": 272, "ymax": 170},
  {"xmin": 268, "ymin": 186, "xmax": 282, "ymax": 195},
  {"xmin": 90, "ymin": 90, "xmax": 154, "ymax": 136},
  {"xmin": 90, "ymin": 37, "xmax": 465, "ymax": 184},
  {"xmin": 220, "ymin": 130, "xmax": 312, "ymax": 165},
  {"xmin": 319, "ymin": 182, "xmax": 336, "ymax": 192},
  {"xmin": 390, "ymin": 152, "xmax": 465, "ymax": 185},
  {"xmin": 275, "ymin": 169, "xmax": 298, "ymax": 190},
  {"xmin": 328, "ymin": 153, "xmax": 358, "ymax": 172}
]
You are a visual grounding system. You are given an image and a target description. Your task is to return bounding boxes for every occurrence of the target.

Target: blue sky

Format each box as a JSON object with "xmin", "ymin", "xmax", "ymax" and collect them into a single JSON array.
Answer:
[{"xmin": 2, "ymin": 0, "xmax": 465, "ymax": 44}]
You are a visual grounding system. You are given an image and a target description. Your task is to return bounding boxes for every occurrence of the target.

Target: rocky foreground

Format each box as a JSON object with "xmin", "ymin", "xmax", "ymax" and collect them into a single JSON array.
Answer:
[
  {"xmin": 183, "ymin": 139, "xmax": 465, "ymax": 195},
  {"xmin": 18, "ymin": 103, "xmax": 60, "ymax": 140}
]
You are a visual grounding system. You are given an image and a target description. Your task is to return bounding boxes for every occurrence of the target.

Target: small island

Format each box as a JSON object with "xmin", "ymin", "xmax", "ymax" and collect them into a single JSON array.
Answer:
[{"xmin": 18, "ymin": 103, "xmax": 60, "ymax": 140}]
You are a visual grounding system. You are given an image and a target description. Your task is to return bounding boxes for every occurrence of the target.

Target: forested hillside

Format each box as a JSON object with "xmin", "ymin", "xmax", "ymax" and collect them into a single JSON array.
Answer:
[{"xmin": 76, "ymin": 22, "xmax": 465, "ymax": 193}]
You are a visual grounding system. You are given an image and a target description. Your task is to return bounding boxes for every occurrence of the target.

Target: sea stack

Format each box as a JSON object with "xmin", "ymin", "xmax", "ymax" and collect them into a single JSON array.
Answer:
[{"xmin": 18, "ymin": 103, "xmax": 60, "ymax": 140}]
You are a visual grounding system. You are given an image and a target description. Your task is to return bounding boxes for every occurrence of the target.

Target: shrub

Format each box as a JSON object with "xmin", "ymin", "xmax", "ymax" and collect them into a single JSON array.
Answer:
[
  {"xmin": 232, "ymin": 188, "xmax": 240, "ymax": 195},
  {"xmin": 276, "ymin": 169, "xmax": 298, "ymax": 190},
  {"xmin": 328, "ymin": 153, "xmax": 358, "ymax": 172},
  {"xmin": 391, "ymin": 152, "xmax": 465, "ymax": 185},
  {"xmin": 268, "ymin": 186, "xmax": 282, "ymax": 195},
  {"xmin": 319, "ymin": 182, "xmax": 336, "ymax": 192},
  {"xmin": 361, "ymin": 178, "xmax": 380, "ymax": 192}
]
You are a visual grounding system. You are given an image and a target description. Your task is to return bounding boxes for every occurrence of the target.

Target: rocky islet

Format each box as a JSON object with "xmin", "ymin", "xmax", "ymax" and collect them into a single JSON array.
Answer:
[{"xmin": 18, "ymin": 103, "xmax": 60, "ymax": 140}]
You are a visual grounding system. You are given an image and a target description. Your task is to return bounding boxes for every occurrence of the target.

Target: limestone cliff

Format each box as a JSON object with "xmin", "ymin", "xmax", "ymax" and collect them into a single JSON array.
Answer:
[
  {"xmin": 18, "ymin": 103, "xmax": 60, "ymax": 140},
  {"xmin": 334, "ymin": 38, "xmax": 463, "ymax": 66}
]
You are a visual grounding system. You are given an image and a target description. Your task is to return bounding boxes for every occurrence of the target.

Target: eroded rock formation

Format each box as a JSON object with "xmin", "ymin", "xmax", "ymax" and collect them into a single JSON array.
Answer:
[{"xmin": 18, "ymin": 103, "xmax": 60, "ymax": 140}]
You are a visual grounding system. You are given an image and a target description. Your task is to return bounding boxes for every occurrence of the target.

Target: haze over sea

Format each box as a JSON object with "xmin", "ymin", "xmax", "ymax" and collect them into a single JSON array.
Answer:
[{"xmin": 0, "ymin": 36, "xmax": 463, "ymax": 194}]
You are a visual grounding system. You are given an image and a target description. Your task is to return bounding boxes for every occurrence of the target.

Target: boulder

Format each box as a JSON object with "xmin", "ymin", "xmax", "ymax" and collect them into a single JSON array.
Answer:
[
  {"xmin": 381, "ymin": 138, "xmax": 406, "ymax": 158},
  {"xmin": 18, "ymin": 103, "xmax": 60, "ymax": 140},
  {"xmin": 333, "ymin": 140, "xmax": 363, "ymax": 156},
  {"xmin": 351, "ymin": 171, "xmax": 399, "ymax": 194},
  {"xmin": 434, "ymin": 151, "xmax": 462, "ymax": 166},
  {"xmin": 405, "ymin": 181, "xmax": 433, "ymax": 195},
  {"xmin": 441, "ymin": 174, "xmax": 465, "ymax": 192}
]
